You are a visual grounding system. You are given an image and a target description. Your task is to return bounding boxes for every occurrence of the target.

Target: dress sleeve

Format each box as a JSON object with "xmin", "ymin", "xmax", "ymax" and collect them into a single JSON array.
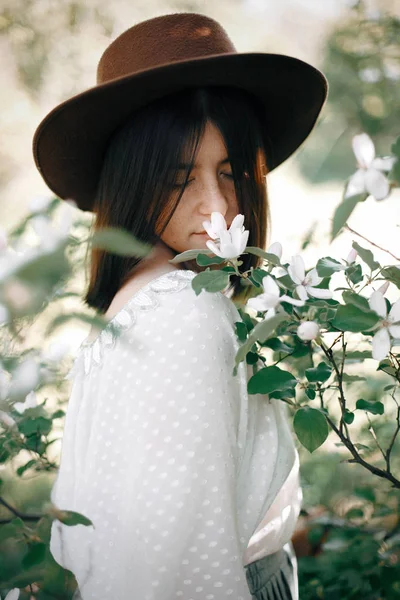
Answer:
[{"xmin": 55, "ymin": 286, "xmax": 253, "ymax": 600}]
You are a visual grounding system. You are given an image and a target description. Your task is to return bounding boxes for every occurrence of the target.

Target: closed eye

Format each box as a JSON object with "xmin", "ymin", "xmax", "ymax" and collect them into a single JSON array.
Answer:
[{"xmin": 171, "ymin": 173, "xmax": 234, "ymax": 188}]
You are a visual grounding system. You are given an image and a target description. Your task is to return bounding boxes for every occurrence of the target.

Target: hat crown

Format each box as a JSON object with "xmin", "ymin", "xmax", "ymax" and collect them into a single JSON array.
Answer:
[{"xmin": 97, "ymin": 13, "xmax": 237, "ymax": 84}]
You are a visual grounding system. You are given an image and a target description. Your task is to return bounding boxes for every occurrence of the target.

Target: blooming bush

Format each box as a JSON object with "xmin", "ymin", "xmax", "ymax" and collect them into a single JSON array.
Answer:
[{"xmin": 0, "ymin": 133, "xmax": 399, "ymax": 597}]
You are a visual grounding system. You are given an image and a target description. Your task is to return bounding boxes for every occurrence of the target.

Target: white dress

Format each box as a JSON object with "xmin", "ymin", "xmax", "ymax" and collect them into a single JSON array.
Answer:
[{"xmin": 50, "ymin": 269, "xmax": 302, "ymax": 600}]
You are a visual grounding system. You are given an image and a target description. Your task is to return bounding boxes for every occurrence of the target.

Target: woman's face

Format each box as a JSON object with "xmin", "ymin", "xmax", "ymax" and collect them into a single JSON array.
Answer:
[{"xmin": 160, "ymin": 120, "xmax": 240, "ymax": 256}]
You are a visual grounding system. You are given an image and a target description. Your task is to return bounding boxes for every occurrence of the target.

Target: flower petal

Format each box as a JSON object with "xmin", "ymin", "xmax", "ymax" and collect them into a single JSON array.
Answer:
[
  {"xmin": 364, "ymin": 168, "xmax": 390, "ymax": 201},
  {"xmin": 368, "ymin": 290, "xmax": 387, "ymax": 318},
  {"xmin": 205, "ymin": 239, "xmax": 223, "ymax": 257},
  {"xmin": 267, "ymin": 242, "xmax": 282, "ymax": 259},
  {"xmin": 288, "ymin": 255, "xmax": 305, "ymax": 284},
  {"xmin": 306, "ymin": 286, "xmax": 333, "ymax": 299},
  {"xmin": 388, "ymin": 324, "xmax": 400, "ymax": 339},
  {"xmin": 229, "ymin": 214, "xmax": 245, "ymax": 231},
  {"xmin": 306, "ymin": 268, "xmax": 322, "ymax": 287},
  {"xmin": 261, "ymin": 275, "xmax": 280, "ymax": 298},
  {"xmin": 344, "ymin": 169, "xmax": 366, "ymax": 198},
  {"xmin": 352, "ymin": 133, "xmax": 375, "ymax": 168},
  {"xmin": 247, "ymin": 295, "xmax": 270, "ymax": 313},
  {"xmin": 372, "ymin": 327, "xmax": 391, "ymax": 361},
  {"xmin": 388, "ymin": 298, "xmax": 400, "ymax": 323},
  {"xmin": 371, "ymin": 156, "xmax": 397, "ymax": 172},
  {"xmin": 210, "ymin": 212, "xmax": 228, "ymax": 235},
  {"xmin": 4, "ymin": 589, "xmax": 21, "ymax": 600},
  {"xmin": 296, "ymin": 285, "xmax": 309, "ymax": 302},
  {"xmin": 280, "ymin": 294, "xmax": 305, "ymax": 307}
]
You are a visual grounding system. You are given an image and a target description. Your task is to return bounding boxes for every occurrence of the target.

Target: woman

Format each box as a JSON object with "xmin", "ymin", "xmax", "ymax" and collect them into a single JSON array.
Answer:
[{"xmin": 33, "ymin": 12, "xmax": 328, "ymax": 600}]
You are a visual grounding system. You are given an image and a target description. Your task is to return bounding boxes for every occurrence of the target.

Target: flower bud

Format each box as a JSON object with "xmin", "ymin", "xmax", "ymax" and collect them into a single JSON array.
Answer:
[
  {"xmin": 297, "ymin": 321, "xmax": 320, "ymax": 341},
  {"xmin": 346, "ymin": 248, "xmax": 358, "ymax": 264}
]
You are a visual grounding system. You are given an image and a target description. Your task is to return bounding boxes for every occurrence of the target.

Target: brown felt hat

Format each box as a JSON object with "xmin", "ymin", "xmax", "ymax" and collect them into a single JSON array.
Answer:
[{"xmin": 32, "ymin": 12, "xmax": 328, "ymax": 213}]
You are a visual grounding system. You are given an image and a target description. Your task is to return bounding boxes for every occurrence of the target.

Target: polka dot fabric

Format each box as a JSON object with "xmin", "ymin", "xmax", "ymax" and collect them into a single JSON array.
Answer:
[{"xmin": 50, "ymin": 270, "xmax": 301, "ymax": 599}]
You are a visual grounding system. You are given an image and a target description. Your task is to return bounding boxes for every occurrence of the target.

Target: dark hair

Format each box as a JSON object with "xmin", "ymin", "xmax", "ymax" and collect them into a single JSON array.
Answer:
[{"xmin": 84, "ymin": 86, "xmax": 272, "ymax": 313}]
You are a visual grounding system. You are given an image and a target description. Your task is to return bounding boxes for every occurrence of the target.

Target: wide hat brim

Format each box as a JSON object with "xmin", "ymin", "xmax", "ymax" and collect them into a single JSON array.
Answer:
[{"xmin": 33, "ymin": 51, "xmax": 328, "ymax": 212}]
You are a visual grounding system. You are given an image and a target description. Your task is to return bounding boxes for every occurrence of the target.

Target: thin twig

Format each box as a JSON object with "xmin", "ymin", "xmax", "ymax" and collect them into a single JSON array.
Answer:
[{"xmin": 345, "ymin": 224, "xmax": 400, "ymax": 261}]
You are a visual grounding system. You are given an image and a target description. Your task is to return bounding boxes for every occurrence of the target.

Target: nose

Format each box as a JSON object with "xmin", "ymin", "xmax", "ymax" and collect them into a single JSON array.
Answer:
[{"xmin": 199, "ymin": 178, "xmax": 230, "ymax": 220}]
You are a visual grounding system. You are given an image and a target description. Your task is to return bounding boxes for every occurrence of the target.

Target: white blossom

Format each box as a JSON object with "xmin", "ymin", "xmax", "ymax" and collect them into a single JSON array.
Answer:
[
  {"xmin": 345, "ymin": 133, "xmax": 397, "ymax": 201},
  {"xmin": 0, "ymin": 411, "xmax": 16, "ymax": 428},
  {"xmin": 203, "ymin": 212, "xmax": 249, "ymax": 260},
  {"xmin": 3, "ymin": 588, "xmax": 21, "ymax": 600},
  {"xmin": 29, "ymin": 194, "xmax": 53, "ymax": 214},
  {"xmin": 42, "ymin": 338, "xmax": 71, "ymax": 363},
  {"xmin": 8, "ymin": 358, "xmax": 40, "ymax": 400},
  {"xmin": 297, "ymin": 321, "xmax": 320, "ymax": 341},
  {"xmin": 14, "ymin": 390, "xmax": 38, "ymax": 414},
  {"xmin": 246, "ymin": 274, "xmax": 305, "ymax": 319},
  {"xmin": 346, "ymin": 248, "xmax": 358, "ymax": 264},
  {"xmin": 368, "ymin": 291, "xmax": 400, "ymax": 361},
  {"xmin": 31, "ymin": 198, "xmax": 77, "ymax": 252},
  {"xmin": 267, "ymin": 242, "xmax": 282, "ymax": 260},
  {"xmin": 288, "ymin": 255, "xmax": 333, "ymax": 301}
]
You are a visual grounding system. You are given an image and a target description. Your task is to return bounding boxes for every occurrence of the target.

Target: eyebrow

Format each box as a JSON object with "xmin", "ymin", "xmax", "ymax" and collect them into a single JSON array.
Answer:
[{"xmin": 176, "ymin": 157, "xmax": 231, "ymax": 170}]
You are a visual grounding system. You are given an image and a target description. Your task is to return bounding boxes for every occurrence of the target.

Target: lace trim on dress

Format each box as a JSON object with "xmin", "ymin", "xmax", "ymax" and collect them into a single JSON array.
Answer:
[{"xmin": 65, "ymin": 270, "xmax": 199, "ymax": 379}]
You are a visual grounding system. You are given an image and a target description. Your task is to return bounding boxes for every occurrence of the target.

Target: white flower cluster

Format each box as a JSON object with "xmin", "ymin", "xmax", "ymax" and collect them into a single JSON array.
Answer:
[{"xmin": 202, "ymin": 211, "xmax": 400, "ymax": 360}]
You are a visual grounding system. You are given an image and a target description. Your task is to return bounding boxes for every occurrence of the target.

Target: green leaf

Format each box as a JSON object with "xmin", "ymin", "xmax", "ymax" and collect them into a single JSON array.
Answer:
[
  {"xmin": 305, "ymin": 388, "xmax": 316, "ymax": 400},
  {"xmin": 51, "ymin": 409, "xmax": 65, "ymax": 419},
  {"xmin": 22, "ymin": 542, "xmax": 47, "ymax": 569},
  {"xmin": 316, "ymin": 256, "xmax": 345, "ymax": 277},
  {"xmin": 345, "ymin": 507, "xmax": 364, "ymax": 519},
  {"xmin": 16, "ymin": 459, "xmax": 37, "ymax": 476},
  {"xmin": 331, "ymin": 193, "xmax": 367, "ymax": 241},
  {"xmin": 381, "ymin": 266, "xmax": 400, "ymax": 290},
  {"xmin": 342, "ymin": 290, "xmax": 370, "ymax": 312},
  {"xmin": 342, "ymin": 373, "xmax": 366, "ymax": 382},
  {"xmin": 330, "ymin": 304, "xmax": 380, "ymax": 332},
  {"xmin": 354, "ymin": 443, "xmax": 372, "ymax": 451},
  {"xmin": 0, "ymin": 518, "xmax": 25, "ymax": 543},
  {"xmin": 246, "ymin": 352, "xmax": 259, "ymax": 365},
  {"xmin": 90, "ymin": 227, "xmax": 152, "ymax": 257},
  {"xmin": 168, "ymin": 248, "xmax": 214, "ymax": 264},
  {"xmin": 191, "ymin": 269, "xmax": 230, "ymax": 295},
  {"xmin": 234, "ymin": 313, "xmax": 289, "ymax": 373},
  {"xmin": 293, "ymin": 406, "xmax": 329, "ymax": 452},
  {"xmin": 195, "ymin": 253, "xmax": 226, "ymax": 266},
  {"xmin": 343, "ymin": 410, "xmax": 354, "ymax": 424},
  {"xmin": 247, "ymin": 365, "xmax": 297, "ymax": 396},
  {"xmin": 18, "ymin": 417, "xmax": 52, "ymax": 437},
  {"xmin": 352, "ymin": 242, "xmax": 380, "ymax": 271},
  {"xmin": 344, "ymin": 350, "xmax": 372, "ymax": 362},
  {"xmin": 356, "ymin": 399, "xmax": 384, "ymax": 415},
  {"xmin": 354, "ymin": 487, "xmax": 376, "ymax": 503},
  {"xmin": 57, "ymin": 509, "xmax": 93, "ymax": 527},
  {"xmin": 261, "ymin": 337, "xmax": 294, "ymax": 353},
  {"xmin": 234, "ymin": 322, "xmax": 248, "ymax": 342},
  {"xmin": 305, "ymin": 361, "xmax": 332, "ymax": 383},
  {"xmin": 244, "ymin": 247, "xmax": 281, "ymax": 266},
  {"xmin": 346, "ymin": 263, "xmax": 363, "ymax": 284}
]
